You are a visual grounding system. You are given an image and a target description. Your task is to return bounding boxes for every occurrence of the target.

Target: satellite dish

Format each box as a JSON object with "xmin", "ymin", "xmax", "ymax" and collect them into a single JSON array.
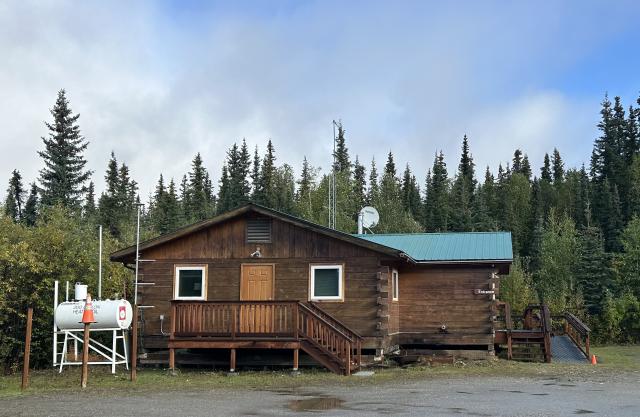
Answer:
[{"xmin": 361, "ymin": 206, "xmax": 379, "ymax": 229}]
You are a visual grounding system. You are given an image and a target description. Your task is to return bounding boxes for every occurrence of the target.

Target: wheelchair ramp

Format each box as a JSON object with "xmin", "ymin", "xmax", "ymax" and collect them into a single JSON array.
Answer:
[{"xmin": 551, "ymin": 335, "xmax": 588, "ymax": 363}]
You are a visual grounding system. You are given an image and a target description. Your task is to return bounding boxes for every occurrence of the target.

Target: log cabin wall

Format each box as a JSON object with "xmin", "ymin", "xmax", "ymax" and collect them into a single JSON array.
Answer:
[
  {"xmin": 394, "ymin": 264, "xmax": 498, "ymax": 349},
  {"xmin": 136, "ymin": 214, "xmax": 392, "ymax": 350}
]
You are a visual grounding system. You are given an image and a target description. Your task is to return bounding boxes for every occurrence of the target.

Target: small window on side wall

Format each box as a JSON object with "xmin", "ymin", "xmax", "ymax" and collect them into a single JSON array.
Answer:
[
  {"xmin": 175, "ymin": 266, "xmax": 206, "ymax": 300},
  {"xmin": 310, "ymin": 264, "xmax": 343, "ymax": 301},
  {"xmin": 392, "ymin": 269, "xmax": 399, "ymax": 301}
]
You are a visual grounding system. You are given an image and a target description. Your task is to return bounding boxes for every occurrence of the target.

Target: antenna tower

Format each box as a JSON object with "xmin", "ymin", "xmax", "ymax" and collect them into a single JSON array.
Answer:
[{"xmin": 329, "ymin": 120, "xmax": 340, "ymax": 229}]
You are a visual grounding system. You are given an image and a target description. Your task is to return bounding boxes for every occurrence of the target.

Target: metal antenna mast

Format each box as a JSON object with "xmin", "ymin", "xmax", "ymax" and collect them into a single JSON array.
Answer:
[{"xmin": 329, "ymin": 120, "xmax": 339, "ymax": 229}]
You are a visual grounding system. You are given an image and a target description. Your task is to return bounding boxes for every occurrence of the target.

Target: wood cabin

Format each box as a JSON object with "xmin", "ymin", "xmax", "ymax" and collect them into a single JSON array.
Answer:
[{"xmin": 110, "ymin": 203, "xmax": 513, "ymax": 374}]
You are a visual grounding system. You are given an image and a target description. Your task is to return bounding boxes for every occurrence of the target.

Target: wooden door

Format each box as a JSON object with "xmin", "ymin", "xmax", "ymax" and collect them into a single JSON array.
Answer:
[{"xmin": 240, "ymin": 264, "xmax": 275, "ymax": 333}]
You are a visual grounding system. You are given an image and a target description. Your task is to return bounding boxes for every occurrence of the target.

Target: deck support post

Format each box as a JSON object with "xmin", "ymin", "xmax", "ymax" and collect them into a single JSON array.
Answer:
[
  {"xmin": 169, "ymin": 348, "xmax": 175, "ymax": 370},
  {"xmin": 293, "ymin": 348, "xmax": 299, "ymax": 371},
  {"xmin": 230, "ymin": 348, "xmax": 236, "ymax": 372}
]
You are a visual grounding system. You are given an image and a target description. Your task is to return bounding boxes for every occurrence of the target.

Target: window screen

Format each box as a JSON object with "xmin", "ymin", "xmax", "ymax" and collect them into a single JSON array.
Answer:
[
  {"xmin": 177, "ymin": 268, "xmax": 204, "ymax": 298},
  {"xmin": 310, "ymin": 265, "xmax": 342, "ymax": 300}
]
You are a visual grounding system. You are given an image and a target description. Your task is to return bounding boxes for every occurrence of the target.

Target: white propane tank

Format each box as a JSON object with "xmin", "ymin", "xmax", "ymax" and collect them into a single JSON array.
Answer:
[
  {"xmin": 55, "ymin": 299, "xmax": 133, "ymax": 330},
  {"xmin": 74, "ymin": 283, "xmax": 88, "ymax": 301}
]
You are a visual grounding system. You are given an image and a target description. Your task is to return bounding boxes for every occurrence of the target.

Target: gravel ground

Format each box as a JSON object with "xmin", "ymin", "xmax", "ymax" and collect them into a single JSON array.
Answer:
[{"xmin": 4, "ymin": 373, "xmax": 639, "ymax": 417}]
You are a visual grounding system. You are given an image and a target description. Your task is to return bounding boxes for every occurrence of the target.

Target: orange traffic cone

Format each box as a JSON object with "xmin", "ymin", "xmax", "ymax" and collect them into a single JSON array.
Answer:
[
  {"xmin": 81, "ymin": 294, "xmax": 96, "ymax": 324},
  {"xmin": 591, "ymin": 354, "xmax": 597, "ymax": 365}
]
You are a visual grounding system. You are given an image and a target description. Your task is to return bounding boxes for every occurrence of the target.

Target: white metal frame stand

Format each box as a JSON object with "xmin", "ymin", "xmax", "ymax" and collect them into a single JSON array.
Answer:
[{"xmin": 55, "ymin": 328, "xmax": 129, "ymax": 374}]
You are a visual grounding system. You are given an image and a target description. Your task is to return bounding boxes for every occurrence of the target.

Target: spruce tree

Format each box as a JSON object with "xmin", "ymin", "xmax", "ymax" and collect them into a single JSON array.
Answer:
[
  {"xmin": 98, "ymin": 153, "xmax": 120, "ymax": 236},
  {"xmin": 97, "ymin": 153, "xmax": 138, "ymax": 238},
  {"xmin": 217, "ymin": 165, "xmax": 231, "ymax": 214},
  {"xmin": 224, "ymin": 140, "xmax": 252, "ymax": 209},
  {"xmin": 186, "ymin": 153, "xmax": 213, "ymax": 221},
  {"xmin": 473, "ymin": 167, "xmax": 497, "ymax": 230},
  {"xmin": 296, "ymin": 157, "xmax": 316, "ymax": 217},
  {"xmin": 423, "ymin": 151, "xmax": 449, "ymax": 232},
  {"xmin": 251, "ymin": 145, "xmax": 261, "ymax": 199},
  {"xmin": 552, "ymin": 148, "xmax": 565, "ymax": 185},
  {"xmin": 539, "ymin": 154, "xmax": 555, "ymax": 220},
  {"xmin": 165, "ymin": 179, "xmax": 181, "ymax": 230},
  {"xmin": 520, "ymin": 155, "xmax": 532, "ymax": 181},
  {"xmin": 22, "ymin": 183, "xmax": 38, "ymax": 226},
  {"xmin": 255, "ymin": 140, "xmax": 277, "ymax": 207},
  {"xmin": 628, "ymin": 156, "xmax": 640, "ymax": 220},
  {"xmin": 450, "ymin": 136, "xmax": 476, "ymax": 231},
  {"xmin": 352, "ymin": 156, "xmax": 367, "ymax": 211},
  {"xmin": 401, "ymin": 164, "xmax": 421, "ymax": 218},
  {"xmin": 83, "ymin": 181, "xmax": 96, "ymax": 219},
  {"xmin": 179, "ymin": 175, "xmax": 189, "ymax": 219},
  {"xmin": 4, "ymin": 169, "xmax": 24, "ymax": 222},
  {"xmin": 575, "ymin": 226, "xmax": 611, "ymax": 315},
  {"xmin": 541, "ymin": 153, "xmax": 552, "ymax": 182},
  {"xmin": 149, "ymin": 174, "xmax": 167, "ymax": 232},
  {"xmin": 512, "ymin": 149, "xmax": 523, "ymax": 174},
  {"xmin": 333, "ymin": 122, "xmax": 351, "ymax": 173},
  {"xmin": 367, "ymin": 158, "xmax": 379, "ymax": 205},
  {"xmin": 38, "ymin": 89, "xmax": 91, "ymax": 208},
  {"xmin": 273, "ymin": 164, "xmax": 296, "ymax": 213}
]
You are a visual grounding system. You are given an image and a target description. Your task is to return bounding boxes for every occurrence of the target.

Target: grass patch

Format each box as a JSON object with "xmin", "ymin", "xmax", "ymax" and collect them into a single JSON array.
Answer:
[{"xmin": 2, "ymin": 345, "xmax": 637, "ymax": 398}]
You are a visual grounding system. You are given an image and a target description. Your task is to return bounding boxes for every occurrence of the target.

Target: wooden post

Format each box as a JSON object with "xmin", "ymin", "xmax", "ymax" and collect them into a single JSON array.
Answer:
[
  {"xmin": 345, "ymin": 342, "xmax": 351, "ymax": 376},
  {"xmin": 294, "ymin": 303, "xmax": 299, "ymax": 340},
  {"xmin": 230, "ymin": 348, "xmax": 236, "ymax": 372},
  {"xmin": 81, "ymin": 322, "xmax": 91, "ymax": 388},
  {"xmin": 585, "ymin": 334, "xmax": 590, "ymax": 359},
  {"xmin": 293, "ymin": 348, "xmax": 299, "ymax": 371},
  {"xmin": 169, "ymin": 348, "xmax": 175, "ymax": 370},
  {"xmin": 21, "ymin": 307, "xmax": 33, "ymax": 391},
  {"xmin": 232, "ymin": 305, "xmax": 237, "ymax": 340},
  {"xmin": 130, "ymin": 305, "xmax": 138, "ymax": 382}
]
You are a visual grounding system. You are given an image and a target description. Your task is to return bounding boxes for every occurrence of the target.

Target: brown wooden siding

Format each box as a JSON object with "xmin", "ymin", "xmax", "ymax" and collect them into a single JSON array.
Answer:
[{"xmin": 395, "ymin": 265, "xmax": 497, "ymax": 347}]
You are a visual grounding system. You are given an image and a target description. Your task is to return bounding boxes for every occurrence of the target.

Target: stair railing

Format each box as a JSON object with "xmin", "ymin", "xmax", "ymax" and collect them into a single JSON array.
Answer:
[
  {"xmin": 563, "ymin": 312, "xmax": 591, "ymax": 359},
  {"xmin": 297, "ymin": 302, "xmax": 362, "ymax": 374}
]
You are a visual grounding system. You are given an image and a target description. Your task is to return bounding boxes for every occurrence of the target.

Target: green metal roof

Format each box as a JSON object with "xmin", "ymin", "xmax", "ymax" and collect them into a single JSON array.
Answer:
[{"xmin": 353, "ymin": 232, "xmax": 513, "ymax": 262}]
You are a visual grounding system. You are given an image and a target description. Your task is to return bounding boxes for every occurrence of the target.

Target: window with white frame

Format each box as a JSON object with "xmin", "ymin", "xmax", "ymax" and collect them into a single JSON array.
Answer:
[
  {"xmin": 392, "ymin": 269, "xmax": 399, "ymax": 301},
  {"xmin": 310, "ymin": 264, "xmax": 343, "ymax": 301},
  {"xmin": 174, "ymin": 266, "xmax": 206, "ymax": 300}
]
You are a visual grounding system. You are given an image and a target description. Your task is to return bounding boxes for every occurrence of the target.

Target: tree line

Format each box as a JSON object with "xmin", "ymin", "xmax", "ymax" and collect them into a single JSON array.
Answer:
[{"xmin": 2, "ymin": 90, "xmax": 640, "ymax": 370}]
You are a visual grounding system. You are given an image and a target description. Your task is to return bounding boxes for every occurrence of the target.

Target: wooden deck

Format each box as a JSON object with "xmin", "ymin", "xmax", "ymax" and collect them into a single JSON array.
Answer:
[{"xmin": 168, "ymin": 300, "xmax": 363, "ymax": 375}]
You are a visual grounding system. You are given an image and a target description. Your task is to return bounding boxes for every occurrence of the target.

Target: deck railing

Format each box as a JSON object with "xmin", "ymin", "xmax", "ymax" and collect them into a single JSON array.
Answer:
[
  {"xmin": 172, "ymin": 301, "xmax": 298, "ymax": 338},
  {"xmin": 170, "ymin": 300, "xmax": 362, "ymax": 373}
]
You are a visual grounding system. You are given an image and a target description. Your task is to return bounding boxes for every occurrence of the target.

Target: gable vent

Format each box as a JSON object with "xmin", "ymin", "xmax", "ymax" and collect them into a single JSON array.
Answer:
[{"xmin": 246, "ymin": 218, "xmax": 272, "ymax": 243}]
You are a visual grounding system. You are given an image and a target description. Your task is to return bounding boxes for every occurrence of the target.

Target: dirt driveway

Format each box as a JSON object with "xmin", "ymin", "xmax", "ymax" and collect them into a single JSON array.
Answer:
[{"xmin": 4, "ymin": 372, "xmax": 639, "ymax": 417}]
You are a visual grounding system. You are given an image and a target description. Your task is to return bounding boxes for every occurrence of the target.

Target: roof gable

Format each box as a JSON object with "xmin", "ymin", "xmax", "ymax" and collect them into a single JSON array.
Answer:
[{"xmin": 110, "ymin": 203, "xmax": 403, "ymax": 262}]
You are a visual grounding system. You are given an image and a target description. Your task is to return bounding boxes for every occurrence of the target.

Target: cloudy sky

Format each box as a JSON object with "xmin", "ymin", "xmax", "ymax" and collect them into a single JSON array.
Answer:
[{"xmin": 1, "ymin": 0, "xmax": 639, "ymax": 200}]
